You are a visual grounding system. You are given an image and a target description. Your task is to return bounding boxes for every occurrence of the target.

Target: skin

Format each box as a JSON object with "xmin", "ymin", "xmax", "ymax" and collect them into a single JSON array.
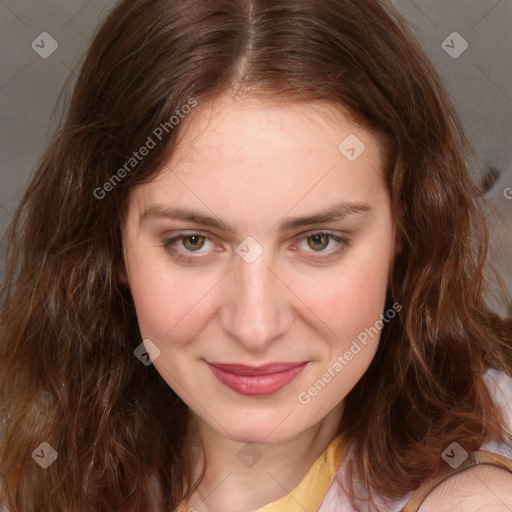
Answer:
[
  {"xmin": 120, "ymin": 93, "xmax": 399, "ymax": 511},
  {"xmin": 419, "ymin": 465, "xmax": 512, "ymax": 511}
]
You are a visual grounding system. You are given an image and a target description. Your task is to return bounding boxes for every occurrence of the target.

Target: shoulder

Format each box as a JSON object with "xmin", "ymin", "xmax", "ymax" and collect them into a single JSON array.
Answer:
[{"xmin": 418, "ymin": 464, "xmax": 512, "ymax": 511}]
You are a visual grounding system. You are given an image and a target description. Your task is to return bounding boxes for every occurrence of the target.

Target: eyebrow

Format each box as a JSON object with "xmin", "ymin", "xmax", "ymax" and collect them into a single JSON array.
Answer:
[{"xmin": 141, "ymin": 200, "xmax": 371, "ymax": 234}]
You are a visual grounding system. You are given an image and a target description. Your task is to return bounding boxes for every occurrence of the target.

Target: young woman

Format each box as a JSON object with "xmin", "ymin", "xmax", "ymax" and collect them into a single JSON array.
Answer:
[{"xmin": 1, "ymin": 0, "xmax": 512, "ymax": 511}]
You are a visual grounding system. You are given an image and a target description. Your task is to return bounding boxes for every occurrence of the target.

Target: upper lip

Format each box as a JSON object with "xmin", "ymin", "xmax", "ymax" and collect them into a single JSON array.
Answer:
[{"xmin": 208, "ymin": 362, "xmax": 307, "ymax": 376}]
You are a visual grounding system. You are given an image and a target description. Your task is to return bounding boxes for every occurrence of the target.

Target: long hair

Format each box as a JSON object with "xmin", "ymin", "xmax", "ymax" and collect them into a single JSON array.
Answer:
[{"xmin": 1, "ymin": 0, "xmax": 511, "ymax": 510}]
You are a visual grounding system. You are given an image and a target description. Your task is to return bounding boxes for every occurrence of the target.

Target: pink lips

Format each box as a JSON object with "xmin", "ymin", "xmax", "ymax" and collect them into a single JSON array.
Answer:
[{"xmin": 207, "ymin": 362, "xmax": 307, "ymax": 396}]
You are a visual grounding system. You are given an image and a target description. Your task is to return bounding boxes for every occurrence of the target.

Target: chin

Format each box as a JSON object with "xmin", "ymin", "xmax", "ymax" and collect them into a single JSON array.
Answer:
[
  {"xmin": 217, "ymin": 409, "xmax": 308, "ymax": 445},
  {"xmin": 229, "ymin": 428, "xmax": 294, "ymax": 446}
]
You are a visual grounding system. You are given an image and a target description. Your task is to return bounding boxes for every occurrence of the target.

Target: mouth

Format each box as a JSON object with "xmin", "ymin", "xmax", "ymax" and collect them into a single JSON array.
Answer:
[{"xmin": 207, "ymin": 362, "xmax": 308, "ymax": 396}]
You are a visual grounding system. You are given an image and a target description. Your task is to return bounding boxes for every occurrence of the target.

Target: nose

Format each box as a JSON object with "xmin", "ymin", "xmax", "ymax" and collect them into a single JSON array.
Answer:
[{"xmin": 219, "ymin": 252, "xmax": 294, "ymax": 353}]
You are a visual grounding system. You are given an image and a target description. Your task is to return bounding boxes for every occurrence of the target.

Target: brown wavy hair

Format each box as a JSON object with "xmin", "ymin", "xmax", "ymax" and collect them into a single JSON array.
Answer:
[{"xmin": 1, "ymin": 0, "xmax": 512, "ymax": 510}]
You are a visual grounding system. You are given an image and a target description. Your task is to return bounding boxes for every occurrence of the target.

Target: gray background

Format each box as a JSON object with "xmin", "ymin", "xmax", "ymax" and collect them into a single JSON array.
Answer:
[{"xmin": 0, "ymin": 0, "xmax": 511, "ymax": 315}]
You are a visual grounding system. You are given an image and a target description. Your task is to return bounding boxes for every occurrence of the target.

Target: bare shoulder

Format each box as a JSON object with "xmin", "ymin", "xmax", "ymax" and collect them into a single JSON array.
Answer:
[{"xmin": 418, "ymin": 464, "xmax": 512, "ymax": 511}]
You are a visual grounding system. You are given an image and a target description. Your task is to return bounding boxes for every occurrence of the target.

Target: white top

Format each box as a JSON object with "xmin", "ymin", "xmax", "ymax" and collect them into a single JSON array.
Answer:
[{"xmin": 318, "ymin": 367, "xmax": 512, "ymax": 511}]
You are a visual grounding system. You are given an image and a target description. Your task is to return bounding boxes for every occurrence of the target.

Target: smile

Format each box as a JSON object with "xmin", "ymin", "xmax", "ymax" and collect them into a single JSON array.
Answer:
[{"xmin": 207, "ymin": 362, "xmax": 308, "ymax": 396}]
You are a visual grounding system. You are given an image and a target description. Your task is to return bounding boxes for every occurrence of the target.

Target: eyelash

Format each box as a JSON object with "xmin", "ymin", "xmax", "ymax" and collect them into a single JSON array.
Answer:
[{"xmin": 162, "ymin": 230, "xmax": 351, "ymax": 263}]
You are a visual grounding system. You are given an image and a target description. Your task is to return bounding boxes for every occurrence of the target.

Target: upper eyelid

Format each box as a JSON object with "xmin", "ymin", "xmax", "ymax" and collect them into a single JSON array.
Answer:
[
  {"xmin": 165, "ymin": 229, "xmax": 348, "ymax": 253},
  {"xmin": 166, "ymin": 229, "xmax": 345, "ymax": 241}
]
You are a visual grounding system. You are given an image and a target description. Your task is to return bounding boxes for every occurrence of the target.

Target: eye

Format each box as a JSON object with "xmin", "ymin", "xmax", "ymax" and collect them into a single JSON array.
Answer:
[
  {"xmin": 162, "ymin": 231, "xmax": 217, "ymax": 261},
  {"xmin": 179, "ymin": 233, "xmax": 208, "ymax": 252},
  {"xmin": 296, "ymin": 231, "xmax": 351, "ymax": 257},
  {"xmin": 162, "ymin": 230, "xmax": 351, "ymax": 263}
]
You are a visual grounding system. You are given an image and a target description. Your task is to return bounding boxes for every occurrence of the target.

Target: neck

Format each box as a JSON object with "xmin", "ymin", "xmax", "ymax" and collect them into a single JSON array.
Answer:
[{"xmin": 182, "ymin": 402, "xmax": 344, "ymax": 512}]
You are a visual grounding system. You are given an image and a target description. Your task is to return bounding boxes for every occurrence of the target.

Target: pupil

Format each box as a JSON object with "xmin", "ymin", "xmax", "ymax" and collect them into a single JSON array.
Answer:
[
  {"xmin": 184, "ymin": 235, "xmax": 203, "ymax": 251},
  {"xmin": 311, "ymin": 234, "xmax": 327, "ymax": 250}
]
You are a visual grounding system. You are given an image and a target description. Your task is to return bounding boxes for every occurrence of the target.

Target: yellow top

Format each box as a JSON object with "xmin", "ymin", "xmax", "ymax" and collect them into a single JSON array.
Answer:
[{"xmin": 175, "ymin": 433, "xmax": 346, "ymax": 512}]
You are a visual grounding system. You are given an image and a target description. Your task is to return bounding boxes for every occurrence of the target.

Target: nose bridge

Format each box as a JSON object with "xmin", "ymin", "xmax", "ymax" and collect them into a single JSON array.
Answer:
[{"xmin": 220, "ymin": 252, "xmax": 292, "ymax": 350}]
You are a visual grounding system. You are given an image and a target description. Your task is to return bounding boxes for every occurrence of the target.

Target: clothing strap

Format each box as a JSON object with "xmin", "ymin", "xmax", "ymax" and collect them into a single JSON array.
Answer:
[{"xmin": 402, "ymin": 450, "xmax": 512, "ymax": 512}]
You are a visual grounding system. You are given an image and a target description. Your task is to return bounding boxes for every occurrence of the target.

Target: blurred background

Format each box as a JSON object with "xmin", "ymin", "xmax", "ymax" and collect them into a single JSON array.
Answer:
[{"xmin": 0, "ymin": 0, "xmax": 511, "ymax": 317}]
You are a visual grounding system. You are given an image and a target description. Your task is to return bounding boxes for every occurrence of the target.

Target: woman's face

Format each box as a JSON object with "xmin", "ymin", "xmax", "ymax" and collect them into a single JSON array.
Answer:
[{"xmin": 121, "ymin": 96, "xmax": 397, "ymax": 444}]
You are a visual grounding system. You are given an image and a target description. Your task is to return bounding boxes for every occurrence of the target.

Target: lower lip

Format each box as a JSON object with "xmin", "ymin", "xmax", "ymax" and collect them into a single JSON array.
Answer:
[{"xmin": 207, "ymin": 363, "xmax": 307, "ymax": 396}]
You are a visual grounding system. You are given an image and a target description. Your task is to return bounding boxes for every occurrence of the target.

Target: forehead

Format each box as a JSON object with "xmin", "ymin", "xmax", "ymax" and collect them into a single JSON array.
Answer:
[
  {"xmin": 128, "ymin": 95, "xmax": 389, "ymax": 226},
  {"xmin": 168, "ymin": 95, "xmax": 382, "ymax": 168}
]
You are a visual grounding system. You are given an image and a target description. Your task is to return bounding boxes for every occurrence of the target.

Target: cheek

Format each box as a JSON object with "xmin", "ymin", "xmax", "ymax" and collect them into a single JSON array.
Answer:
[
  {"xmin": 296, "ymin": 266, "xmax": 387, "ymax": 413},
  {"xmin": 125, "ymin": 253, "xmax": 164, "ymax": 328},
  {"xmin": 294, "ymin": 256, "xmax": 391, "ymax": 340},
  {"xmin": 130, "ymin": 281, "xmax": 172, "ymax": 338},
  {"xmin": 125, "ymin": 255, "xmax": 211, "ymax": 342}
]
